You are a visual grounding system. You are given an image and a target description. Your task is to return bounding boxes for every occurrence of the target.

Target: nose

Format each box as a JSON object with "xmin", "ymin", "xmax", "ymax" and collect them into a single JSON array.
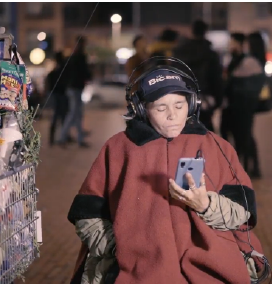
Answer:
[{"xmin": 167, "ymin": 107, "xmax": 177, "ymax": 120}]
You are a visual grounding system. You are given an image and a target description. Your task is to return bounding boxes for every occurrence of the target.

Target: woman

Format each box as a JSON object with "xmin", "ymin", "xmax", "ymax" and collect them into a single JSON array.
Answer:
[
  {"xmin": 225, "ymin": 32, "xmax": 265, "ymax": 178},
  {"xmin": 68, "ymin": 59, "xmax": 265, "ymax": 284},
  {"xmin": 245, "ymin": 32, "xmax": 267, "ymax": 176},
  {"xmin": 45, "ymin": 51, "xmax": 69, "ymax": 146},
  {"xmin": 247, "ymin": 32, "xmax": 266, "ymax": 68}
]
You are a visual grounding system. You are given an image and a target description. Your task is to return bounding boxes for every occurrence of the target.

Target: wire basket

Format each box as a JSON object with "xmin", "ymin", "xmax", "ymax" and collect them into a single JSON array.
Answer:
[{"xmin": 0, "ymin": 164, "xmax": 40, "ymax": 283}]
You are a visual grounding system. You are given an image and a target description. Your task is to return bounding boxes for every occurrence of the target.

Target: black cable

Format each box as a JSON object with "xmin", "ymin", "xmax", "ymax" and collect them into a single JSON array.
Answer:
[{"xmin": 197, "ymin": 120, "xmax": 270, "ymax": 283}]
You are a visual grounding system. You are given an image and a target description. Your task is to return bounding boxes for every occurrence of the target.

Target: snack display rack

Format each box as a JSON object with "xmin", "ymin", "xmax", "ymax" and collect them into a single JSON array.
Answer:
[{"xmin": 0, "ymin": 31, "xmax": 42, "ymax": 283}]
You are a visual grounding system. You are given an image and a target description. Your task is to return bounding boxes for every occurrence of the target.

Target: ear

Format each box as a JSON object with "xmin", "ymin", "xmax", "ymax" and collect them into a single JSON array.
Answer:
[{"xmin": 144, "ymin": 102, "xmax": 150, "ymax": 116}]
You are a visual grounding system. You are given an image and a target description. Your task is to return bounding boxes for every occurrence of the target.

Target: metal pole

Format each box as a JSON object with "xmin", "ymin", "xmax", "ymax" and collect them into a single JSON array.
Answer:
[
  {"xmin": 132, "ymin": 2, "xmax": 141, "ymax": 33},
  {"xmin": 203, "ymin": 2, "xmax": 212, "ymax": 26},
  {"xmin": 112, "ymin": 22, "xmax": 121, "ymax": 50}
]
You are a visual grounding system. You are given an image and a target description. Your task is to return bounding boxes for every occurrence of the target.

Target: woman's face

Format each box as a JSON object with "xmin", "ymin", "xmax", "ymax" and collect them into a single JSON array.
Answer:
[{"xmin": 146, "ymin": 93, "xmax": 188, "ymax": 138}]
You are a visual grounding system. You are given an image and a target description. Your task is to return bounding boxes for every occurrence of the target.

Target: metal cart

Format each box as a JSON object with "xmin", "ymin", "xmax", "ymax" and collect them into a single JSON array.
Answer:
[{"xmin": 0, "ymin": 165, "xmax": 41, "ymax": 283}]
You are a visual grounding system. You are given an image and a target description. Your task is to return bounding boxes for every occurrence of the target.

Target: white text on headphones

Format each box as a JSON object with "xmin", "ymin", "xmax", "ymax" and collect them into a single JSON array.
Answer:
[{"xmin": 148, "ymin": 75, "xmax": 181, "ymax": 86}]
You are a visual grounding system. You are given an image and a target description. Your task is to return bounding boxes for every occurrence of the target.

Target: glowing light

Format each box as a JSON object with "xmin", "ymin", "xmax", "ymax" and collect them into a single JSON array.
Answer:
[
  {"xmin": 0, "ymin": 27, "xmax": 5, "ymax": 34},
  {"xmin": 39, "ymin": 41, "xmax": 48, "ymax": 50},
  {"xmin": 37, "ymin": 32, "xmax": 46, "ymax": 41},
  {"xmin": 265, "ymin": 61, "xmax": 272, "ymax": 76},
  {"xmin": 111, "ymin": 14, "xmax": 122, "ymax": 24},
  {"xmin": 116, "ymin": 48, "xmax": 134, "ymax": 64},
  {"xmin": 29, "ymin": 48, "xmax": 45, "ymax": 65},
  {"xmin": 81, "ymin": 84, "xmax": 94, "ymax": 104}
]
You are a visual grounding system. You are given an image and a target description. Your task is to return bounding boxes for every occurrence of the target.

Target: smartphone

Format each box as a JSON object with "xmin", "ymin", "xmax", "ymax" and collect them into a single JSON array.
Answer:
[
  {"xmin": 175, "ymin": 157, "xmax": 205, "ymax": 190},
  {"xmin": 0, "ymin": 40, "xmax": 4, "ymax": 60}
]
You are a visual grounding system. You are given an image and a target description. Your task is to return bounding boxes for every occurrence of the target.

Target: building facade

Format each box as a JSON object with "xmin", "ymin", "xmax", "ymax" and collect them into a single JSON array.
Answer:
[
  {"xmin": 16, "ymin": 3, "xmax": 64, "ymax": 58},
  {"xmin": 228, "ymin": 3, "xmax": 272, "ymax": 50},
  {"xmin": 0, "ymin": 3, "xmax": 17, "ymax": 37}
]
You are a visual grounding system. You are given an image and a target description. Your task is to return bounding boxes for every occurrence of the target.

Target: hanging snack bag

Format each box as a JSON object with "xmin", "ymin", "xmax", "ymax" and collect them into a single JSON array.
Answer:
[
  {"xmin": 0, "ymin": 61, "xmax": 27, "ymax": 111},
  {"xmin": 16, "ymin": 52, "xmax": 33, "ymax": 97},
  {"xmin": 17, "ymin": 64, "xmax": 28, "ymax": 109}
]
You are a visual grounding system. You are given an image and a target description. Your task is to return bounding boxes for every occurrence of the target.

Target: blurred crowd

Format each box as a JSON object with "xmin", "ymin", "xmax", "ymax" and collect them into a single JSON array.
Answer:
[
  {"xmin": 45, "ymin": 37, "xmax": 92, "ymax": 148},
  {"xmin": 41, "ymin": 19, "xmax": 270, "ymax": 179},
  {"xmin": 125, "ymin": 20, "xmax": 270, "ymax": 179}
]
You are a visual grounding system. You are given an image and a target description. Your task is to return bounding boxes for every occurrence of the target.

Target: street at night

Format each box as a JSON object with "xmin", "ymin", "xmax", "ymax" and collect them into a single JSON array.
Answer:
[{"xmin": 14, "ymin": 103, "xmax": 272, "ymax": 284}]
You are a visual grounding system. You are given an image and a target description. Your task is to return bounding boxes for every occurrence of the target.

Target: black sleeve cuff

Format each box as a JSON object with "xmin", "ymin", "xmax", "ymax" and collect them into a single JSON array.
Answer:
[
  {"xmin": 219, "ymin": 185, "xmax": 257, "ymax": 228},
  {"xmin": 67, "ymin": 194, "xmax": 111, "ymax": 225}
]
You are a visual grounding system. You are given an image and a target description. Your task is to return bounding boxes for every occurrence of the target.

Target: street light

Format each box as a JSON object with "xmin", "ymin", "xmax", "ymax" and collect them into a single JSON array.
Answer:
[
  {"xmin": 29, "ymin": 48, "xmax": 45, "ymax": 65},
  {"xmin": 37, "ymin": 32, "xmax": 46, "ymax": 41},
  {"xmin": 111, "ymin": 14, "xmax": 122, "ymax": 24},
  {"xmin": 110, "ymin": 14, "xmax": 122, "ymax": 49}
]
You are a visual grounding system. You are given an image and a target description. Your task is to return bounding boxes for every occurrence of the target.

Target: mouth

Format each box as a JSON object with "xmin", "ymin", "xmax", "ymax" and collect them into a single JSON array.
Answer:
[{"xmin": 167, "ymin": 125, "xmax": 180, "ymax": 128}]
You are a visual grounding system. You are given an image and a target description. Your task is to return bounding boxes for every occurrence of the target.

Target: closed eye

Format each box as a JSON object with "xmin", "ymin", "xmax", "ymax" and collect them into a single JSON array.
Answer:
[{"xmin": 157, "ymin": 108, "xmax": 166, "ymax": 112}]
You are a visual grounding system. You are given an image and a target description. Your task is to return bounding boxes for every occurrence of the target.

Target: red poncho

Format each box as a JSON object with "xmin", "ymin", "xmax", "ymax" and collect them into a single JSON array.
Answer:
[{"xmin": 68, "ymin": 118, "xmax": 263, "ymax": 284}]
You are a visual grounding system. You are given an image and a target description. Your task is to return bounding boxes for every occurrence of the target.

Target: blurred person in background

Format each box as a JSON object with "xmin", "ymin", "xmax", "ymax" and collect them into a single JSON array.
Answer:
[
  {"xmin": 28, "ymin": 81, "xmax": 44, "ymax": 119},
  {"xmin": 174, "ymin": 20, "xmax": 223, "ymax": 131},
  {"xmin": 223, "ymin": 32, "xmax": 265, "ymax": 178},
  {"xmin": 220, "ymin": 33, "xmax": 246, "ymax": 141},
  {"xmin": 247, "ymin": 32, "xmax": 266, "ymax": 68},
  {"xmin": 59, "ymin": 36, "xmax": 91, "ymax": 148},
  {"xmin": 125, "ymin": 35, "xmax": 149, "ymax": 78},
  {"xmin": 149, "ymin": 28, "xmax": 179, "ymax": 58},
  {"xmin": 45, "ymin": 51, "xmax": 71, "ymax": 146}
]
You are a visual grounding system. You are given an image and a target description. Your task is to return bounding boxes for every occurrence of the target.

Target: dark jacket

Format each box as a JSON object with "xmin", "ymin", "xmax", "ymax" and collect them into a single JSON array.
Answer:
[
  {"xmin": 67, "ymin": 53, "xmax": 91, "ymax": 90},
  {"xmin": 174, "ymin": 39, "xmax": 223, "ymax": 111},
  {"xmin": 46, "ymin": 65, "xmax": 68, "ymax": 95},
  {"xmin": 226, "ymin": 55, "xmax": 266, "ymax": 111}
]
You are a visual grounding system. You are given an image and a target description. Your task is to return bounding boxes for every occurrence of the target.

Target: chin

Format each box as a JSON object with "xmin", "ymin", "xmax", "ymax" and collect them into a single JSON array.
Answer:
[{"xmin": 165, "ymin": 130, "xmax": 181, "ymax": 138}]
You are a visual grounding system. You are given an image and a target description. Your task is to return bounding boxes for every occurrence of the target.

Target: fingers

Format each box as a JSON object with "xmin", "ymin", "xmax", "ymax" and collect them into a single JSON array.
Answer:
[
  {"xmin": 199, "ymin": 173, "xmax": 206, "ymax": 187},
  {"xmin": 169, "ymin": 179, "xmax": 181, "ymax": 191},
  {"xmin": 169, "ymin": 188, "xmax": 185, "ymax": 201},
  {"xmin": 185, "ymin": 173, "xmax": 196, "ymax": 189},
  {"xmin": 169, "ymin": 179, "xmax": 189, "ymax": 201}
]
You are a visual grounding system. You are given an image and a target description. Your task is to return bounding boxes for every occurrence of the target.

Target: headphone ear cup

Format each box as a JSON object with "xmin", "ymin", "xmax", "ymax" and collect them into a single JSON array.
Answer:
[
  {"xmin": 131, "ymin": 92, "xmax": 146, "ymax": 121},
  {"xmin": 187, "ymin": 94, "xmax": 196, "ymax": 116}
]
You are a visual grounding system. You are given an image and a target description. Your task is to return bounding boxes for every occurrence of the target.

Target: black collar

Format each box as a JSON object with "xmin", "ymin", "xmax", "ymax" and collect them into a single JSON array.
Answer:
[{"xmin": 125, "ymin": 116, "xmax": 207, "ymax": 146}]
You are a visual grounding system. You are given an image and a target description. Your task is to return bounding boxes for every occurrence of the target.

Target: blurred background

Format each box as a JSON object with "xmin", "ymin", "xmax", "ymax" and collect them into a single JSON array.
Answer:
[
  {"xmin": 0, "ymin": 2, "xmax": 270, "ymax": 283},
  {"xmin": 2, "ymin": 2, "xmax": 272, "ymax": 96}
]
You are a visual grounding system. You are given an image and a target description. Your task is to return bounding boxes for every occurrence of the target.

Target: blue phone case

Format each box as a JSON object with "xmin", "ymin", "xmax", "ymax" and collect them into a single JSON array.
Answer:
[{"xmin": 175, "ymin": 158, "xmax": 205, "ymax": 190}]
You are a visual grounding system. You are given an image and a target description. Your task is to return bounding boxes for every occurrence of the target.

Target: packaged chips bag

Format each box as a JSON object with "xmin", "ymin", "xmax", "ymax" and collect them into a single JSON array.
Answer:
[
  {"xmin": 0, "ymin": 61, "xmax": 28, "ymax": 111},
  {"xmin": 16, "ymin": 52, "xmax": 33, "ymax": 98}
]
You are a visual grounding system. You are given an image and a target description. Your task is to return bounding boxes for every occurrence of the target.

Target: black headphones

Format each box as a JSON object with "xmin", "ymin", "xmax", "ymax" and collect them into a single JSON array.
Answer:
[{"xmin": 125, "ymin": 56, "xmax": 202, "ymax": 122}]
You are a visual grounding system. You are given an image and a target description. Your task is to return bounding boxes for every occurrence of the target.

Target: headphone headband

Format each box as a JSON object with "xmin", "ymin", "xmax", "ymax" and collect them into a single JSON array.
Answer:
[
  {"xmin": 127, "ymin": 56, "xmax": 200, "ymax": 92},
  {"xmin": 126, "ymin": 64, "xmax": 200, "ymax": 96},
  {"xmin": 125, "ymin": 56, "xmax": 202, "ymax": 122}
]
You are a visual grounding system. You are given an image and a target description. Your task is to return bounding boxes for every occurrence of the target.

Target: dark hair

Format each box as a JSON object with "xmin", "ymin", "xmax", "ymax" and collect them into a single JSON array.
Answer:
[
  {"xmin": 76, "ymin": 35, "xmax": 86, "ymax": 44},
  {"xmin": 159, "ymin": 28, "xmax": 179, "ymax": 42},
  {"xmin": 192, "ymin": 20, "xmax": 208, "ymax": 37},
  {"xmin": 133, "ymin": 35, "xmax": 144, "ymax": 48},
  {"xmin": 230, "ymin": 32, "xmax": 246, "ymax": 45},
  {"xmin": 75, "ymin": 35, "xmax": 86, "ymax": 53},
  {"xmin": 247, "ymin": 32, "xmax": 266, "ymax": 67},
  {"xmin": 54, "ymin": 51, "xmax": 64, "ymax": 66}
]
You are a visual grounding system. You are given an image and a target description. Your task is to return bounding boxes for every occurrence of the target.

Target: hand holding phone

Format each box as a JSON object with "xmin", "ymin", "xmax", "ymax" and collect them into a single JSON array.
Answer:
[
  {"xmin": 170, "ymin": 158, "xmax": 209, "ymax": 212},
  {"xmin": 175, "ymin": 157, "xmax": 205, "ymax": 190},
  {"xmin": 169, "ymin": 173, "xmax": 210, "ymax": 213}
]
